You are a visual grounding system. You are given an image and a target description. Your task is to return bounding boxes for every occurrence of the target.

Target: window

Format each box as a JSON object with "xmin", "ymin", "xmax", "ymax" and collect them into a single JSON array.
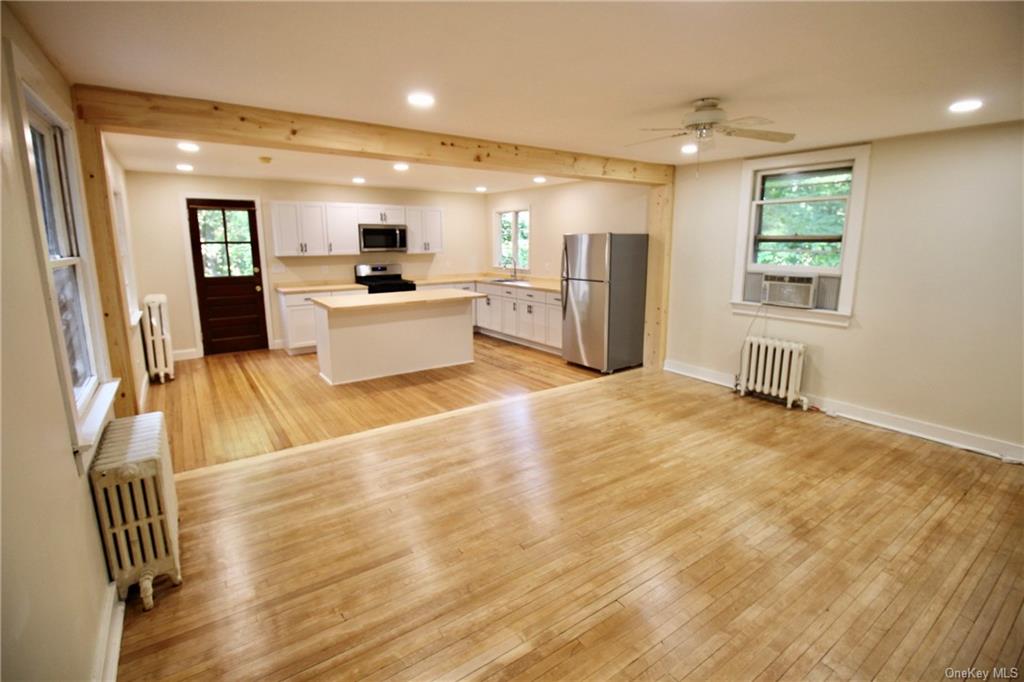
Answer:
[
  {"xmin": 752, "ymin": 166, "xmax": 852, "ymax": 270},
  {"xmin": 26, "ymin": 107, "xmax": 101, "ymax": 413},
  {"xmin": 197, "ymin": 208, "xmax": 256, "ymax": 277},
  {"xmin": 496, "ymin": 209, "xmax": 530, "ymax": 270},
  {"xmin": 732, "ymin": 145, "xmax": 871, "ymax": 324}
]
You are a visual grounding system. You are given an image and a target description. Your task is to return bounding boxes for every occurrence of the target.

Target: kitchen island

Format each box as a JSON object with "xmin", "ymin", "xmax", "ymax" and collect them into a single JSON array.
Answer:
[{"xmin": 311, "ymin": 288, "xmax": 485, "ymax": 385}]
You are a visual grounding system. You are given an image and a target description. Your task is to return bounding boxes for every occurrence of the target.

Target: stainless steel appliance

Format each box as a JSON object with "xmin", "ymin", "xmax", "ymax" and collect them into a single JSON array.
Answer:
[
  {"xmin": 354, "ymin": 263, "xmax": 417, "ymax": 293},
  {"xmin": 359, "ymin": 225, "xmax": 407, "ymax": 252},
  {"xmin": 561, "ymin": 233, "xmax": 648, "ymax": 372}
]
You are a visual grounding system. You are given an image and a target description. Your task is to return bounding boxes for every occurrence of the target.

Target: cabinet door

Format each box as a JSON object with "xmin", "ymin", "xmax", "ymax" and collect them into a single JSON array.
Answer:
[
  {"xmin": 381, "ymin": 206, "xmax": 406, "ymax": 224},
  {"xmin": 517, "ymin": 301, "xmax": 535, "ymax": 342},
  {"xmin": 300, "ymin": 204, "xmax": 327, "ymax": 255},
  {"xmin": 357, "ymin": 205, "xmax": 384, "ymax": 225},
  {"xmin": 287, "ymin": 305, "xmax": 316, "ymax": 348},
  {"xmin": 546, "ymin": 304, "xmax": 563, "ymax": 349},
  {"xmin": 325, "ymin": 204, "xmax": 359, "ymax": 255},
  {"xmin": 477, "ymin": 295, "xmax": 498, "ymax": 331},
  {"xmin": 422, "ymin": 208, "xmax": 443, "ymax": 253},
  {"xmin": 272, "ymin": 202, "xmax": 302, "ymax": 256},
  {"xmin": 500, "ymin": 298, "xmax": 517, "ymax": 336},
  {"xmin": 404, "ymin": 208, "xmax": 425, "ymax": 253}
]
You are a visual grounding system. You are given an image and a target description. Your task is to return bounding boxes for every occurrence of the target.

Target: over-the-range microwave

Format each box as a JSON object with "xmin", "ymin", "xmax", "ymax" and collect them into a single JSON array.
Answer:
[{"xmin": 359, "ymin": 225, "xmax": 408, "ymax": 252}]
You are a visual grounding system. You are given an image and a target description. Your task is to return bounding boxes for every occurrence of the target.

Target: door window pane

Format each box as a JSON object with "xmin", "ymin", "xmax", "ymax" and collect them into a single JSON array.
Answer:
[
  {"xmin": 198, "ymin": 210, "xmax": 225, "ymax": 242},
  {"xmin": 201, "ymin": 243, "xmax": 229, "ymax": 277},
  {"xmin": 228, "ymin": 243, "xmax": 254, "ymax": 276},
  {"xmin": 758, "ymin": 201, "xmax": 846, "ymax": 237},
  {"xmin": 53, "ymin": 265, "xmax": 93, "ymax": 390},
  {"xmin": 761, "ymin": 167, "xmax": 852, "ymax": 200},
  {"xmin": 517, "ymin": 211, "xmax": 530, "ymax": 268},
  {"xmin": 225, "ymin": 210, "xmax": 251, "ymax": 241}
]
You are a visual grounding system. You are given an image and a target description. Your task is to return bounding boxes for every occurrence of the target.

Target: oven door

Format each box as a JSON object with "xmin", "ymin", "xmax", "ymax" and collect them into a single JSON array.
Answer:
[{"xmin": 359, "ymin": 225, "xmax": 408, "ymax": 252}]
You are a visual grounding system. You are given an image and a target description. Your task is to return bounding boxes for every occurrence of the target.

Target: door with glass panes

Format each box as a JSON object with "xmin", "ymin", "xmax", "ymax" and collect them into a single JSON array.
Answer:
[{"xmin": 186, "ymin": 199, "xmax": 268, "ymax": 354}]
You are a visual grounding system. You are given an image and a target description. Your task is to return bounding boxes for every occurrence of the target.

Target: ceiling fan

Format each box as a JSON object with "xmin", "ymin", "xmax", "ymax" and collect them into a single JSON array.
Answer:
[{"xmin": 629, "ymin": 98, "xmax": 795, "ymax": 147}]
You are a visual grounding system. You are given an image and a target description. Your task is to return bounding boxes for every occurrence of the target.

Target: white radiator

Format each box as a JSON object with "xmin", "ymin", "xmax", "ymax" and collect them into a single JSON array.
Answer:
[
  {"xmin": 738, "ymin": 336, "xmax": 809, "ymax": 410},
  {"xmin": 141, "ymin": 294, "xmax": 174, "ymax": 382},
  {"xmin": 90, "ymin": 412, "xmax": 181, "ymax": 610}
]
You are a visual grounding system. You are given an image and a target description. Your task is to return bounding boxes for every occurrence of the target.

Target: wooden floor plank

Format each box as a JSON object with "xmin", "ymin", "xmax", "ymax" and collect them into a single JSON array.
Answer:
[{"xmin": 118, "ymin": 370, "xmax": 1024, "ymax": 681}]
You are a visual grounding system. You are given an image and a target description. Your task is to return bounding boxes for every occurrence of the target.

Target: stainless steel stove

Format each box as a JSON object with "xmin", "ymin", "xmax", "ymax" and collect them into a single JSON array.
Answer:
[{"xmin": 354, "ymin": 263, "xmax": 417, "ymax": 294}]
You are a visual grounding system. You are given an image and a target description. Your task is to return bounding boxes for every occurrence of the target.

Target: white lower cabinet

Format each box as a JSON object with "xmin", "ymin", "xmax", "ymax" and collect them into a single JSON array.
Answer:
[
  {"xmin": 472, "ymin": 283, "xmax": 562, "ymax": 351},
  {"xmin": 499, "ymin": 298, "xmax": 517, "ymax": 337},
  {"xmin": 546, "ymin": 303, "xmax": 562, "ymax": 348},
  {"xmin": 279, "ymin": 289, "xmax": 367, "ymax": 354}
]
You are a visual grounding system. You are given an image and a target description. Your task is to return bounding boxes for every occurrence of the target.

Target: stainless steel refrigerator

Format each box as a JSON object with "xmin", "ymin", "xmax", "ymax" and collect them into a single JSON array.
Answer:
[{"xmin": 561, "ymin": 233, "xmax": 649, "ymax": 373}]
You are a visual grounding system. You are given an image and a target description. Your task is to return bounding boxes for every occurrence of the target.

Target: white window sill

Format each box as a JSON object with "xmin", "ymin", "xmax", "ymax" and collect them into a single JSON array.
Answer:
[
  {"xmin": 74, "ymin": 379, "xmax": 120, "ymax": 475},
  {"xmin": 730, "ymin": 301, "xmax": 851, "ymax": 328}
]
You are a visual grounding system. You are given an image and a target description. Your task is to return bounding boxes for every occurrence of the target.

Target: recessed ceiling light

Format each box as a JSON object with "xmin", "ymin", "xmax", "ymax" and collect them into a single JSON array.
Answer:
[
  {"xmin": 393, "ymin": 162, "xmax": 410, "ymax": 172},
  {"xmin": 948, "ymin": 98, "xmax": 983, "ymax": 113},
  {"xmin": 175, "ymin": 163, "xmax": 193, "ymax": 172},
  {"xmin": 533, "ymin": 176, "xmax": 547, "ymax": 184},
  {"xmin": 407, "ymin": 91, "xmax": 435, "ymax": 109},
  {"xmin": 681, "ymin": 143, "xmax": 699, "ymax": 155},
  {"xmin": 352, "ymin": 176, "xmax": 366, "ymax": 184},
  {"xmin": 177, "ymin": 141, "xmax": 200, "ymax": 153},
  {"xmin": 475, "ymin": 186, "xmax": 488, "ymax": 193}
]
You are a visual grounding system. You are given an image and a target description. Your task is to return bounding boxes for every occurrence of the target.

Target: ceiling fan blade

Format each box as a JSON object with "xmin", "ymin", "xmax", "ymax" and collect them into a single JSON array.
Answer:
[
  {"xmin": 722, "ymin": 115, "xmax": 773, "ymax": 128},
  {"xmin": 625, "ymin": 132, "xmax": 689, "ymax": 147},
  {"xmin": 638, "ymin": 127, "xmax": 688, "ymax": 132},
  {"xmin": 718, "ymin": 127, "xmax": 795, "ymax": 143}
]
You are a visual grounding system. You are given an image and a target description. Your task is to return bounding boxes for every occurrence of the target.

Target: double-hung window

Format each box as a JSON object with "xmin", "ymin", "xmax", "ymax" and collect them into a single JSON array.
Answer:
[
  {"xmin": 26, "ymin": 106, "xmax": 101, "ymax": 416},
  {"xmin": 496, "ymin": 209, "xmax": 530, "ymax": 270},
  {"xmin": 732, "ymin": 145, "xmax": 870, "ymax": 323}
]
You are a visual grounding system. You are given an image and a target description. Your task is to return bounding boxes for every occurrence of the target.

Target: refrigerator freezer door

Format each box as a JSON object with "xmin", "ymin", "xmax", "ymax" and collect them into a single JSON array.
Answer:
[
  {"xmin": 563, "ymin": 233, "xmax": 610, "ymax": 282},
  {"xmin": 562, "ymin": 279, "xmax": 609, "ymax": 371}
]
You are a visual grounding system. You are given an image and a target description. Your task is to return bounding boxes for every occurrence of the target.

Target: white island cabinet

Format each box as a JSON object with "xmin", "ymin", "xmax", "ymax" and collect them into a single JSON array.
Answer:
[
  {"xmin": 278, "ymin": 287, "xmax": 367, "ymax": 354},
  {"xmin": 312, "ymin": 289, "xmax": 485, "ymax": 385}
]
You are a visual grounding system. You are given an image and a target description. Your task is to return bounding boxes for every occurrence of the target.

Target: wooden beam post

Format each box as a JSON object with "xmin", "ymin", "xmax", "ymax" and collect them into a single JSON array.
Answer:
[
  {"xmin": 643, "ymin": 180, "xmax": 675, "ymax": 370},
  {"xmin": 72, "ymin": 85, "xmax": 674, "ymax": 186},
  {"xmin": 74, "ymin": 119, "xmax": 139, "ymax": 416}
]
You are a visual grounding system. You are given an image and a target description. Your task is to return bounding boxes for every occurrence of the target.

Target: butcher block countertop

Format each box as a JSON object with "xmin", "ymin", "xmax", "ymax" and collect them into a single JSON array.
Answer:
[
  {"xmin": 275, "ymin": 282, "xmax": 368, "ymax": 294},
  {"xmin": 311, "ymin": 289, "xmax": 485, "ymax": 311}
]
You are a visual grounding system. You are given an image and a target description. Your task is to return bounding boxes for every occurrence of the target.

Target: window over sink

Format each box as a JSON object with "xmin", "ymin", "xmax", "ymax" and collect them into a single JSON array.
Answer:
[{"xmin": 495, "ymin": 209, "xmax": 530, "ymax": 271}]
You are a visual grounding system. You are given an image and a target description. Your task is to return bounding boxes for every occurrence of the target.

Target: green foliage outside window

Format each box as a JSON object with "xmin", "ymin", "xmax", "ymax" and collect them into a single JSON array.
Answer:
[
  {"xmin": 198, "ymin": 208, "xmax": 255, "ymax": 277},
  {"xmin": 498, "ymin": 210, "xmax": 529, "ymax": 269}
]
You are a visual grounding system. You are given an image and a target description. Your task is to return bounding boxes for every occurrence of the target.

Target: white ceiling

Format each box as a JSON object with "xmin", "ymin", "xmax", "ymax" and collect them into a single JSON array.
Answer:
[
  {"xmin": 13, "ymin": 2, "xmax": 1023, "ymax": 166},
  {"xmin": 103, "ymin": 132, "xmax": 573, "ymax": 193}
]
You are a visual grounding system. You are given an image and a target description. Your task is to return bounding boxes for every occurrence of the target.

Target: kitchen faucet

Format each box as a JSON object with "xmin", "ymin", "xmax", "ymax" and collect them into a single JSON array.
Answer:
[{"xmin": 502, "ymin": 255, "xmax": 519, "ymax": 281}]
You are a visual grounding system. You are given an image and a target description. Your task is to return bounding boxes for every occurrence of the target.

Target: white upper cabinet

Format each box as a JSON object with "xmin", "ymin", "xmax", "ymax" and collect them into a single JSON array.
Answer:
[
  {"xmin": 300, "ymin": 204, "xmax": 328, "ymax": 255},
  {"xmin": 272, "ymin": 202, "xmax": 302, "ymax": 256},
  {"xmin": 325, "ymin": 204, "xmax": 359, "ymax": 255},
  {"xmin": 357, "ymin": 205, "xmax": 406, "ymax": 225},
  {"xmin": 273, "ymin": 201, "xmax": 437, "ymax": 256},
  {"xmin": 406, "ymin": 207, "xmax": 444, "ymax": 254}
]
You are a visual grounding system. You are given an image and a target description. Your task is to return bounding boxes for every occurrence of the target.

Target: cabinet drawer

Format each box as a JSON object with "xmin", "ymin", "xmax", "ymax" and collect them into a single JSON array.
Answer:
[
  {"xmin": 514, "ymin": 288, "xmax": 543, "ymax": 302},
  {"xmin": 282, "ymin": 292, "xmax": 323, "ymax": 307},
  {"xmin": 545, "ymin": 291, "xmax": 563, "ymax": 305}
]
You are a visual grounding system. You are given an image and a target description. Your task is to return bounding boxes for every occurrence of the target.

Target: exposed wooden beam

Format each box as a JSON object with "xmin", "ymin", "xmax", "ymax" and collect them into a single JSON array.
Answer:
[
  {"xmin": 643, "ymin": 181, "xmax": 675, "ymax": 370},
  {"xmin": 72, "ymin": 84, "xmax": 673, "ymax": 186},
  {"xmin": 75, "ymin": 119, "xmax": 139, "ymax": 416}
]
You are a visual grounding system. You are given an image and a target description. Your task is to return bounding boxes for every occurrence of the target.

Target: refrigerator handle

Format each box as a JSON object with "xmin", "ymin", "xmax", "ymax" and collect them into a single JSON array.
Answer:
[
  {"xmin": 561, "ymin": 277, "xmax": 567, "ymax": 319},
  {"xmin": 561, "ymin": 241, "xmax": 568, "ymax": 279}
]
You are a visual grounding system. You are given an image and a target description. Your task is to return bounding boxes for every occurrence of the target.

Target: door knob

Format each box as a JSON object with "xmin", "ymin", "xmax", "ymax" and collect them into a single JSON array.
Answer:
[{"xmin": 255, "ymin": 285, "xmax": 262, "ymax": 292}]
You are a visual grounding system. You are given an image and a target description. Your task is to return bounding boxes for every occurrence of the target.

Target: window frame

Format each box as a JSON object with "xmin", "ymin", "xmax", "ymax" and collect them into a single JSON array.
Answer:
[
  {"xmin": 731, "ymin": 144, "xmax": 871, "ymax": 325},
  {"xmin": 493, "ymin": 207, "xmax": 531, "ymax": 272},
  {"xmin": 19, "ymin": 88, "xmax": 113, "ymax": 448}
]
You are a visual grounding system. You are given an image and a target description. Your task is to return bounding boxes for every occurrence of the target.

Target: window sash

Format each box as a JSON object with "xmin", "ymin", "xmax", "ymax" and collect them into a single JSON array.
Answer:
[{"xmin": 496, "ymin": 209, "xmax": 530, "ymax": 270}]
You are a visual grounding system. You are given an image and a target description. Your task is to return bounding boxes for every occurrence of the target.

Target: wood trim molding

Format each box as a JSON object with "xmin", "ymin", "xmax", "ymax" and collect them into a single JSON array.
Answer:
[
  {"xmin": 643, "ymin": 181, "xmax": 675, "ymax": 369},
  {"xmin": 75, "ymin": 119, "xmax": 139, "ymax": 416},
  {"xmin": 72, "ymin": 84, "xmax": 674, "ymax": 186}
]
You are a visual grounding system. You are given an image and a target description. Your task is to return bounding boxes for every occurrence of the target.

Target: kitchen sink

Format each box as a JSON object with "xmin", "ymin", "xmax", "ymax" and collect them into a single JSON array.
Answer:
[{"xmin": 489, "ymin": 278, "xmax": 531, "ymax": 285}]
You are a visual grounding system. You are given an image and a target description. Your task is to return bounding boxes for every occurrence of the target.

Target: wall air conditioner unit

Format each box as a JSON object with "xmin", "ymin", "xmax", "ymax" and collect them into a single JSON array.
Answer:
[
  {"xmin": 141, "ymin": 294, "xmax": 174, "ymax": 382},
  {"xmin": 761, "ymin": 274, "xmax": 817, "ymax": 309}
]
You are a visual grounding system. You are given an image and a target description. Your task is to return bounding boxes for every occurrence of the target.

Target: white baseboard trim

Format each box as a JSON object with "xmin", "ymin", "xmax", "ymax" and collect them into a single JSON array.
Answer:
[
  {"xmin": 663, "ymin": 360, "xmax": 1023, "ymax": 464},
  {"xmin": 92, "ymin": 582, "xmax": 124, "ymax": 682},
  {"xmin": 172, "ymin": 347, "xmax": 202, "ymax": 361},
  {"xmin": 476, "ymin": 328, "xmax": 560, "ymax": 356},
  {"xmin": 270, "ymin": 338, "xmax": 283, "ymax": 350}
]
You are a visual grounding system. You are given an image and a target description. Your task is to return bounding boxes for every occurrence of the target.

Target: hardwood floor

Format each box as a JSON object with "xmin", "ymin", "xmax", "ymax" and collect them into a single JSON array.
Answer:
[
  {"xmin": 121, "ymin": 370, "xmax": 1024, "ymax": 681},
  {"xmin": 148, "ymin": 334, "xmax": 598, "ymax": 472}
]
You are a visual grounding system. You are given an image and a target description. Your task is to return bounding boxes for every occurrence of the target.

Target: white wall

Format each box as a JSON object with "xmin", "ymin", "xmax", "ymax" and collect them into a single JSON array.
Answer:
[
  {"xmin": 486, "ymin": 181, "xmax": 649, "ymax": 277},
  {"xmin": 1, "ymin": 6, "xmax": 117, "ymax": 679},
  {"xmin": 665, "ymin": 122, "xmax": 1023, "ymax": 456},
  {"xmin": 124, "ymin": 172, "xmax": 490, "ymax": 355}
]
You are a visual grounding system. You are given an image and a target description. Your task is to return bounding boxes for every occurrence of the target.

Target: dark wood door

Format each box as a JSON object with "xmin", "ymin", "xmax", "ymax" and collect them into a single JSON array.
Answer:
[{"xmin": 187, "ymin": 199, "xmax": 269, "ymax": 355}]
